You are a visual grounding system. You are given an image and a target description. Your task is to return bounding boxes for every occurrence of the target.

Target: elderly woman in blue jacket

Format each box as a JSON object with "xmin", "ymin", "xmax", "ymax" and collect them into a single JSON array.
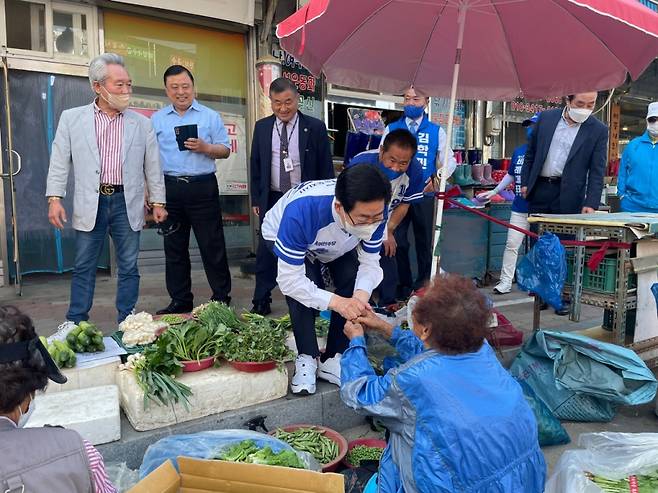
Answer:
[
  {"xmin": 340, "ymin": 274, "xmax": 546, "ymax": 493},
  {"xmin": 618, "ymin": 102, "xmax": 658, "ymax": 214}
]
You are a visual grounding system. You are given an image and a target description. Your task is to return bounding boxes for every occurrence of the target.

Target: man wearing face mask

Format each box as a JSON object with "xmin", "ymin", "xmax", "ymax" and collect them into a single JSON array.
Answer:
[
  {"xmin": 521, "ymin": 92, "xmax": 607, "ymax": 315},
  {"xmin": 521, "ymin": 92, "xmax": 608, "ymax": 216},
  {"xmin": 0, "ymin": 306, "xmax": 117, "ymax": 492},
  {"xmin": 261, "ymin": 165, "xmax": 392, "ymax": 394},
  {"xmin": 348, "ymin": 129, "xmax": 424, "ymax": 307},
  {"xmin": 46, "ymin": 53, "xmax": 166, "ymax": 332},
  {"xmin": 618, "ymin": 102, "xmax": 658, "ymax": 214},
  {"xmin": 382, "ymin": 86, "xmax": 457, "ymax": 299}
]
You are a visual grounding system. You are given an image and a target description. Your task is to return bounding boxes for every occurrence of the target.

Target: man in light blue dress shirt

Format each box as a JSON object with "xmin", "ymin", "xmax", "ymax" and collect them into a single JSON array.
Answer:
[{"xmin": 151, "ymin": 65, "xmax": 232, "ymax": 314}]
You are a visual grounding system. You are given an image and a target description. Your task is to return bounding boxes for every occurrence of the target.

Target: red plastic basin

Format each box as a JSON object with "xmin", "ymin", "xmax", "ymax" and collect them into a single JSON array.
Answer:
[
  {"xmin": 229, "ymin": 360, "xmax": 277, "ymax": 373},
  {"xmin": 270, "ymin": 424, "xmax": 348, "ymax": 472},
  {"xmin": 181, "ymin": 356, "xmax": 215, "ymax": 372}
]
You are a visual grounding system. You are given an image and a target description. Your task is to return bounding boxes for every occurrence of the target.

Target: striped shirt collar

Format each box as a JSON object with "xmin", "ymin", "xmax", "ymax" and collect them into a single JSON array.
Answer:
[{"xmin": 93, "ymin": 99, "xmax": 123, "ymax": 120}]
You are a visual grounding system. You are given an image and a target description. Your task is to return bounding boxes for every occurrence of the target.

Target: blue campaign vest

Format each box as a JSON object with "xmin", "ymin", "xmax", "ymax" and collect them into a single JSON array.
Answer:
[{"xmin": 388, "ymin": 114, "xmax": 440, "ymax": 183}]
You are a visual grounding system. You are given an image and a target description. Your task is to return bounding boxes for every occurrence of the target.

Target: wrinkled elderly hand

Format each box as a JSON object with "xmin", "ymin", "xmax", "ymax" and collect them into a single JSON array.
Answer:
[
  {"xmin": 343, "ymin": 320, "xmax": 364, "ymax": 340},
  {"xmin": 329, "ymin": 295, "xmax": 366, "ymax": 321},
  {"xmin": 355, "ymin": 309, "xmax": 394, "ymax": 338},
  {"xmin": 48, "ymin": 200, "xmax": 67, "ymax": 229}
]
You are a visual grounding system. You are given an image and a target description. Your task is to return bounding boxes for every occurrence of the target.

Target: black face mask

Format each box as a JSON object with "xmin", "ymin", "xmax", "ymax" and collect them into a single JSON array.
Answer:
[
  {"xmin": 156, "ymin": 218, "xmax": 181, "ymax": 237},
  {"xmin": 0, "ymin": 337, "xmax": 67, "ymax": 384}
]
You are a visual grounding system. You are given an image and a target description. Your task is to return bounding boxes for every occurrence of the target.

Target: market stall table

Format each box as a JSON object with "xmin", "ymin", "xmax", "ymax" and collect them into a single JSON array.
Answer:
[{"xmin": 528, "ymin": 212, "xmax": 658, "ymax": 365}]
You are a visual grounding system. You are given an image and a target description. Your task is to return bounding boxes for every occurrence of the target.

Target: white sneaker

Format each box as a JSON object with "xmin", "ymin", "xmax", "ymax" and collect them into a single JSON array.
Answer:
[
  {"xmin": 493, "ymin": 284, "xmax": 511, "ymax": 295},
  {"xmin": 291, "ymin": 354, "xmax": 317, "ymax": 395},
  {"xmin": 318, "ymin": 353, "xmax": 341, "ymax": 386},
  {"xmin": 47, "ymin": 321, "xmax": 77, "ymax": 344}
]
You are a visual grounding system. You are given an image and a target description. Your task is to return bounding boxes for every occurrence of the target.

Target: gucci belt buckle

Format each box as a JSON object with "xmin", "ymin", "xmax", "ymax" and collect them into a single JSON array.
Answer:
[{"xmin": 100, "ymin": 184, "xmax": 115, "ymax": 196}]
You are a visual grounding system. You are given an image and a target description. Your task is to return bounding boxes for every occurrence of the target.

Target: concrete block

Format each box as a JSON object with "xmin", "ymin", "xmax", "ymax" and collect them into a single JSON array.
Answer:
[
  {"xmin": 28, "ymin": 385, "xmax": 121, "ymax": 445},
  {"xmin": 45, "ymin": 358, "xmax": 119, "ymax": 394},
  {"xmin": 117, "ymin": 364, "xmax": 289, "ymax": 431}
]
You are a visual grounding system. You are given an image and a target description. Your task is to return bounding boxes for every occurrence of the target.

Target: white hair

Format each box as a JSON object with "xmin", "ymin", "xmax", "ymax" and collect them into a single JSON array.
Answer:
[{"xmin": 88, "ymin": 53, "xmax": 126, "ymax": 88}]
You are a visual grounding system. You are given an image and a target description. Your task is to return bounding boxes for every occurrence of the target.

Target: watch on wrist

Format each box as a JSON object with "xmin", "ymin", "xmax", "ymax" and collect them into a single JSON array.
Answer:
[{"xmin": 150, "ymin": 202, "xmax": 165, "ymax": 208}]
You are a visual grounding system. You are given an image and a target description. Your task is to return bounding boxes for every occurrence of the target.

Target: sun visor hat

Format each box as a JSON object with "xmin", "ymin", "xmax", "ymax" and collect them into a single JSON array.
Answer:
[{"xmin": 0, "ymin": 337, "xmax": 67, "ymax": 384}]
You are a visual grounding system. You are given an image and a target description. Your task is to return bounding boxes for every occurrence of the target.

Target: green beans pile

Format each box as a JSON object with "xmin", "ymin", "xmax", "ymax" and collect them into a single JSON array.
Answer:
[
  {"xmin": 346, "ymin": 445, "xmax": 384, "ymax": 467},
  {"xmin": 274, "ymin": 427, "xmax": 339, "ymax": 464}
]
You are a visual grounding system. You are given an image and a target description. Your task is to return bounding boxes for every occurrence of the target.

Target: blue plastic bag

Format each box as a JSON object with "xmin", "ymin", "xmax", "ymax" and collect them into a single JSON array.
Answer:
[
  {"xmin": 510, "ymin": 331, "xmax": 658, "ymax": 422},
  {"xmin": 515, "ymin": 378, "xmax": 570, "ymax": 446},
  {"xmin": 517, "ymin": 232, "xmax": 566, "ymax": 310},
  {"xmin": 139, "ymin": 430, "xmax": 317, "ymax": 478}
]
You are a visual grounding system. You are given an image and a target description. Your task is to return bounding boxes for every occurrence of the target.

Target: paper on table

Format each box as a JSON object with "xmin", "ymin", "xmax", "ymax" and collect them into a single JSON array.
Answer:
[{"xmin": 75, "ymin": 337, "xmax": 126, "ymax": 369}]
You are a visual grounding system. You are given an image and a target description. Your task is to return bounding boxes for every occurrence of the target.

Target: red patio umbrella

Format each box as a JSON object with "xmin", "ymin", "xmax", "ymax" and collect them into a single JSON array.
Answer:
[{"xmin": 277, "ymin": 0, "xmax": 658, "ymax": 275}]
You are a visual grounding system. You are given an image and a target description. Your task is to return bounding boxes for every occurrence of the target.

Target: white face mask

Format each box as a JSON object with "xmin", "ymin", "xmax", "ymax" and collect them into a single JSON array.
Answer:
[
  {"xmin": 567, "ymin": 106, "xmax": 592, "ymax": 124},
  {"xmin": 340, "ymin": 211, "xmax": 381, "ymax": 241},
  {"xmin": 17, "ymin": 396, "xmax": 35, "ymax": 428},
  {"xmin": 647, "ymin": 121, "xmax": 658, "ymax": 136}
]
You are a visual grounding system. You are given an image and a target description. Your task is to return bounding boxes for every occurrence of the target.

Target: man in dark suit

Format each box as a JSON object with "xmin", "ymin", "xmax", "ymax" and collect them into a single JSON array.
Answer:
[
  {"xmin": 521, "ymin": 91, "xmax": 608, "ymax": 315},
  {"xmin": 521, "ymin": 92, "xmax": 608, "ymax": 215},
  {"xmin": 250, "ymin": 77, "xmax": 335, "ymax": 315}
]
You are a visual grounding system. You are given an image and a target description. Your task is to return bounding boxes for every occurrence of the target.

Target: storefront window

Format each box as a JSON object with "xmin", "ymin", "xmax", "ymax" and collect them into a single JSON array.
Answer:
[
  {"xmin": 53, "ymin": 8, "xmax": 88, "ymax": 57},
  {"xmin": 5, "ymin": 0, "xmax": 47, "ymax": 52},
  {"xmin": 103, "ymin": 11, "xmax": 251, "ymax": 252}
]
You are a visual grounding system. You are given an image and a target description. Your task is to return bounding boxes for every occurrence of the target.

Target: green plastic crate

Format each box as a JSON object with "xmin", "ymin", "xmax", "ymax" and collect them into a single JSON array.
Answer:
[{"xmin": 564, "ymin": 251, "xmax": 636, "ymax": 294}]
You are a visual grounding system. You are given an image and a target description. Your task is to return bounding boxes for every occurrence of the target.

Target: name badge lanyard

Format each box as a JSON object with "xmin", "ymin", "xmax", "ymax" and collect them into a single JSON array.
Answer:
[{"xmin": 276, "ymin": 116, "xmax": 299, "ymax": 172}]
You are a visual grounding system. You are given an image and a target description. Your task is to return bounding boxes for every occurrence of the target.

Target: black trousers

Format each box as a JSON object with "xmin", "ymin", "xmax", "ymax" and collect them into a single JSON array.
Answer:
[
  {"xmin": 163, "ymin": 176, "xmax": 231, "ymax": 305},
  {"xmin": 396, "ymin": 195, "xmax": 435, "ymax": 291},
  {"xmin": 528, "ymin": 179, "xmax": 563, "ymax": 215},
  {"xmin": 377, "ymin": 229, "xmax": 404, "ymax": 306},
  {"xmin": 252, "ymin": 191, "xmax": 284, "ymax": 305},
  {"xmin": 278, "ymin": 246, "xmax": 358, "ymax": 360}
]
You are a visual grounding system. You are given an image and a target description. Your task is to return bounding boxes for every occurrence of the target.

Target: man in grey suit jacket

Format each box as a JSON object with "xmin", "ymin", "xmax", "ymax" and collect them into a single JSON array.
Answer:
[{"xmin": 46, "ymin": 53, "xmax": 167, "ymax": 328}]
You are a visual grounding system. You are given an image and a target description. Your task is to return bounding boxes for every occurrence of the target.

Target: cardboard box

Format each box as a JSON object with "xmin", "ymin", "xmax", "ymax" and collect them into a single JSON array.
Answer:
[{"xmin": 128, "ymin": 457, "xmax": 345, "ymax": 493}]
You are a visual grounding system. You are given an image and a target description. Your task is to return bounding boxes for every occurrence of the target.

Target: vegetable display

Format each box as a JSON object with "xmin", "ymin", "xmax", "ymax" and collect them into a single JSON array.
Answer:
[
  {"xmin": 40, "ymin": 336, "xmax": 76, "ymax": 369},
  {"xmin": 166, "ymin": 320, "xmax": 221, "ymax": 362},
  {"xmin": 157, "ymin": 314, "xmax": 188, "ymax": 325},
  {"xmin": 585, "ymin": 470, "xmax": 658, "ymax": 492},
  {"xmin": 213, "ymin": 440, "xmax": 306, "ymax": 469},
  {"xmin": 119, "ymin": 312, "xmax": 167, "ymax": 347},
  {"xmin": 274, "ymin": 427, "xmax": 339, "ymax": 464},
  {"xmin": 66, "ymin": 321, "xmax": 105, "ymax": 353},
  {"xmin": 346, "ymin": 445, "xmax": 384, "ymax": 467},
  {"xmin": 244, "ymin": 312, "xmax": 329, "ymax": 338}
]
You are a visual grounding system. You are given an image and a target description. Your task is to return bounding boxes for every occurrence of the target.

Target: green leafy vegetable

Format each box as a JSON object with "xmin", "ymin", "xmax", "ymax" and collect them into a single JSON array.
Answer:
[
  {"xmin": 165, "ymin": 320, "xmax": 223, "ymax": 362},
  {"xmin": 218, "ymin": 317, "xmax": 293, "ymax": 364},
  {"xmin": 213, "ymin": 440, "xmax": 306, "ymax": 469},
  {"xmin": 585, "ymin": 470, "xmax": 658, "ymax": 492}
]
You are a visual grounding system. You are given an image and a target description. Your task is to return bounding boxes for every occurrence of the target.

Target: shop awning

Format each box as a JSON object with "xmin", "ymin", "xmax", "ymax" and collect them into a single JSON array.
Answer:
[{"xmin": 108, "ymin": 0, "xmax": 255, "ymax": 26}]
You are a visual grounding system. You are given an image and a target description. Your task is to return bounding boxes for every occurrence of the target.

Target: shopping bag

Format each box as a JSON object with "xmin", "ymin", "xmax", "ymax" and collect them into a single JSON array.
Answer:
[
  {"xmin": 515, "ymin": 378, "xmax": 570, "ymax": 446},
  {"xmin": 516, "ymin": 232, "xmax": 566, "ymax": 310},
  {"xmin": 510, "ymin": 330, "xmax": 657, "ymax": 422},
  {"xmin": 545, "ymin": 432, "xmax": 658, "ymax": 493}
]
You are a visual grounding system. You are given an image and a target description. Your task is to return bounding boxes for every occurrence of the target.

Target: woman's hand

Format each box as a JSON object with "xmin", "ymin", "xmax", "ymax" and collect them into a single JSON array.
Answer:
[
  {"xmin": 343, "ymin": 320, "xmax": 365, "ymax": 340},
  {"xmin": 355, "ymin": 309, "xmax": 394, "ymax": 338}
]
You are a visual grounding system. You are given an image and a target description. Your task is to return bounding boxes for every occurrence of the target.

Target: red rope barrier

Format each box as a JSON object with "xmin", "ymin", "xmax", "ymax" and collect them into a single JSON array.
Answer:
[{"xmin": 435, "ymin": 193, "xmax": 632, "ymax": 271}]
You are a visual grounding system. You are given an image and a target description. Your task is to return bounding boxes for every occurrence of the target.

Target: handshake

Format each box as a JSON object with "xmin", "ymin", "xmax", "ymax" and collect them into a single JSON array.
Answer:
[{"xmin": 327, "ymin": 292, "xmax": 394, "ymax": 341}]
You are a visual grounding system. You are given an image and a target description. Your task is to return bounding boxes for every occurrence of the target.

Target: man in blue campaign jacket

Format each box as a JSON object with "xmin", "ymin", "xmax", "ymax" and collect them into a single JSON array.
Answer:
[
  {"xmin": 618, "ymin": 102, "xmax": 658, "ymax": 213},
  {"xmin": 348, "ymin": 129, "xmax": 424, "ymax": 307},
  {"xmin": 384, "ymin": 87, "xmax": 457, "ymax": 297},
  {"xmin": 262, "ymin": 165, "xmax": 392, "ymax": 394}
]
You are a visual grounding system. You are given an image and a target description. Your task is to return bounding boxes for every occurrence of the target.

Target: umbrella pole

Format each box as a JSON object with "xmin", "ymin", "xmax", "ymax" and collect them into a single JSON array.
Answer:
[{"xmin": 430, "ymin": 3, "xmax": 467, "ymax": 278}]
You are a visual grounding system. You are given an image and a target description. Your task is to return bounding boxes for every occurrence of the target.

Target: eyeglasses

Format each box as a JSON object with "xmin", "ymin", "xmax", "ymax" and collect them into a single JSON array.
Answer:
[
  {"xmin": 346, "ymin": 210, "xmax": 385, "ymax": 226},
  {"xmin": 648, "ymin": 117, "xmax": 658, "ymax": 124}
]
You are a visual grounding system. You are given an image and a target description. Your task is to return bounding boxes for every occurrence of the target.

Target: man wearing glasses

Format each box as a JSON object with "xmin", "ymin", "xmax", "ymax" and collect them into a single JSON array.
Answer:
[
  {"xmin": 261, "ymin": 165, "xmax": 392, "ymax": 394},
  {"xmin": 618, "ymin": 102, "xmax": 658, "ymax": 214}
]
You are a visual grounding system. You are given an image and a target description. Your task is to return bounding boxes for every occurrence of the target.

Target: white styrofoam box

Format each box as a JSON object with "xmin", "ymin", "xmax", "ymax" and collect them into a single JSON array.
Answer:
[
  {"xmin": 27, "ymin": 385, "xmax": 121, "ymax": 445},
  {"xmin": 117, "ymin": 364, "xmax": 289, "ymax": 431},
  {"xmin": 45, "ymin": 358, "xmax": 120, "ymax": 394}
]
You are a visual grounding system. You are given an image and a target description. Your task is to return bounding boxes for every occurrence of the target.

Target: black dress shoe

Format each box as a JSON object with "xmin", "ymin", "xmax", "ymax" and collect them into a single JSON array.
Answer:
[
  {"xmin": 156, "ymin": 301, "xmax": 193, "ymax": 315},
  {"xmin": 210, "ymin": 296, "xmax": 231, "ymax": 306},
  {"xmin": 251, "ymin": 301, "xmax": 271, "ymax": 316},
  {"xmin": 555, "ymin": 303, "xmax": 570, "ymax": 316}
]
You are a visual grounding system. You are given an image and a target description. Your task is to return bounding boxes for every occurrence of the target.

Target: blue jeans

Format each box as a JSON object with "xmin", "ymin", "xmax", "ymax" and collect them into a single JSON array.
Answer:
[{"xmin": 66, "ymin": 193, "xmax": 140, "ymax": 323}]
